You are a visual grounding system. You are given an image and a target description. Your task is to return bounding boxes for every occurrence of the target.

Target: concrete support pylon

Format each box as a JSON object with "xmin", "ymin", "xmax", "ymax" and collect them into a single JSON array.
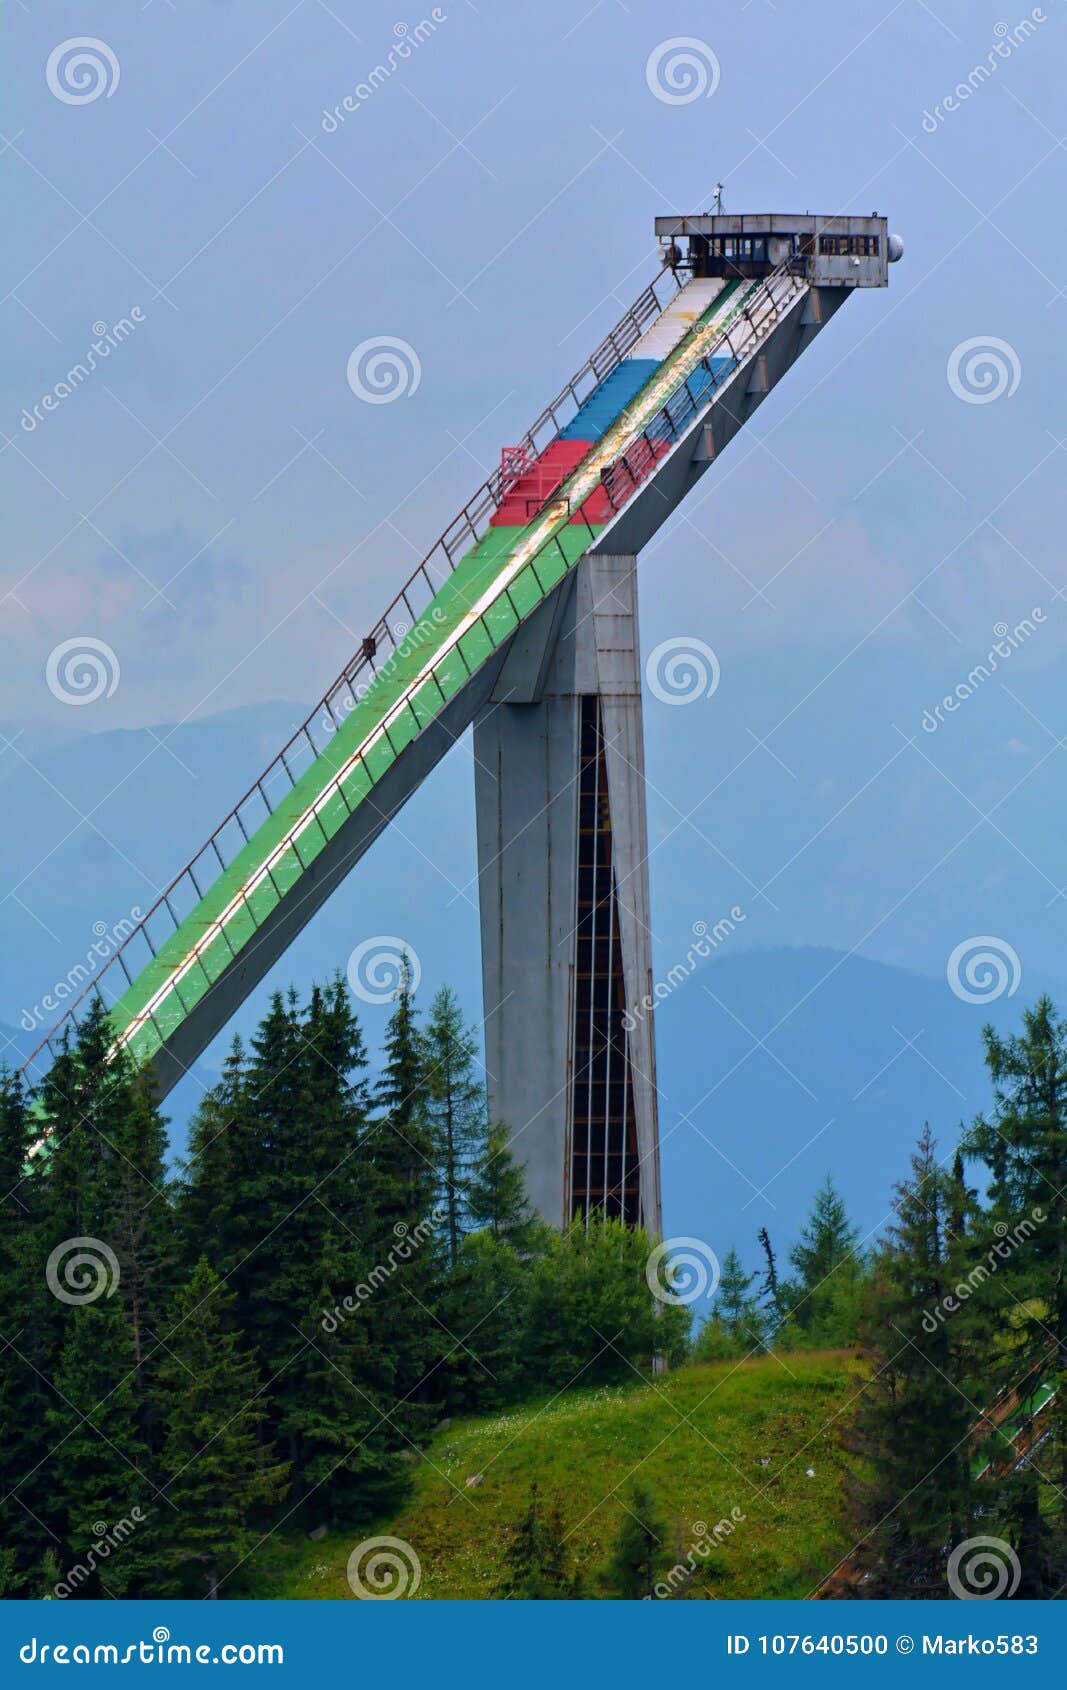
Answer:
[{"xmin": 473, "ymin": 551, "xmax": 662, "ymax": 1236}]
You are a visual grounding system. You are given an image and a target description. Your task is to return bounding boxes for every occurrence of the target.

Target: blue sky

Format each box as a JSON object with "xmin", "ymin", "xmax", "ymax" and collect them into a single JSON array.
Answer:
[
  {"xmin": 5, "ymin": 0, "xmax": 1065, "ymax": 733},
  {"xmin": 4, "ymin": 0, "xmax": 1067, "ymax": 1229}
]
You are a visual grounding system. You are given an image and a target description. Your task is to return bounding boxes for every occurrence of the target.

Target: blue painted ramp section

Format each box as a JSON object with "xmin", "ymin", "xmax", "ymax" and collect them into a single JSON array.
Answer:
[{"xmin": 559, "ymin": 360, "xmax": 660, "ymax": 441}]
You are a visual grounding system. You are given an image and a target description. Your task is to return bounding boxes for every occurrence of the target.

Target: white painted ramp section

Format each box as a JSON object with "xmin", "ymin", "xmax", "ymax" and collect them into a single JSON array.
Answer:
[{"xmin": 626, "ymin": 277, "xmax": 725, "ymax": 361}]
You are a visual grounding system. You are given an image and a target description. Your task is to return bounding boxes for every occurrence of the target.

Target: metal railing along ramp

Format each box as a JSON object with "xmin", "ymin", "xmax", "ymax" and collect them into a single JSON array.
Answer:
[{"xmin": 19, "ymin": 219, "xmax": 890, "ymax": 1099}]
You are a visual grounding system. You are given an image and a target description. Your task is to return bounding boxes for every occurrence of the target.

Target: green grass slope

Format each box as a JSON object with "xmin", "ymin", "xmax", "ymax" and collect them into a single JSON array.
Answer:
[{"xmin": 242, "ymin": 1352, "xmax": 857, "ymax": 1600}]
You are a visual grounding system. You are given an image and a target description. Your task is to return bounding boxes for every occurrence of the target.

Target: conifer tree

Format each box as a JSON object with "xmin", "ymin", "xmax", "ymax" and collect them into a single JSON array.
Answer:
[
  {"xmin": 497, "ymin": 1483, "xmax": 580, "ymax": 1597},
  {"xmin": 962, "ymin": 997, "xmax": 1067, "ymax": 1576},
  {"xmin": 282, "ymin": 1229, "xmax": 403, "ymax": 1526},
  {"xmin": 38, "ymin": 1002, "xmax": 174, "ymax": 1387},
  {"xmin": 781, "ymin": 1175, "xmax": 866, "ymax": 1347},
  {"xmin": 365, "ymin": 964, "xmax": 442, "ymax": 1423},
  {"xmin": 437, "ymin": 1229, "xmax": 531, "ymax": 1411},
  {"xmin": 0, "ymin": 1072, "xmax": 54, "ymax": 1590},
  {"xmin": 693, "ymin": 1248, "xmax": 764, "ymax": 1360},
  {"xmin": 601, "ymin": 1482, "xmax": 668, "ymax": 1598},
  {"xmin": 848, "ymin": 1127, "xmax": 976, "ymax": 1596},
  {"xmin": 45, "ymin": 1299, "xmax": 155, "ymax": 1596},
  {"xmin": 466, "ymin": 1122, "xmax": 539, "ymax": 1248},
  {"xmin": 176, "ymin": 1037, "xmax": 249, "ymax": 1275},
  {"xmin": 421, "ymin": 986, "xmax": 486, "ymax": 1266},
  {"xmin": 156, "ymin": 1259, "xmax": 289, "ymax": 1598},
  {"xmin": 98, "ymin": 1072, "xmax": 173, "ymax": 1410},
  {"xmin": 757, "ymin": 1225, "xmax": 784, "ymax": 1335}
]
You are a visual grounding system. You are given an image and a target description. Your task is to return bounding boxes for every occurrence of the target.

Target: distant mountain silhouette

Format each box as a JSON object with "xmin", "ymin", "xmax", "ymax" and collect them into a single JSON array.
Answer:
[
  {"xmin": 656, "ymin": 944, "xmax": 1050, "ymax": 1272},
  {"xmin": 3, "ymin": 709, "xmax": 1060, "ymax": 1269}
]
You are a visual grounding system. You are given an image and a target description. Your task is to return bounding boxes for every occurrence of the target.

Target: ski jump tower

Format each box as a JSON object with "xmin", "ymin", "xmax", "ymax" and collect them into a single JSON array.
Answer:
[{"xmin": 25, "ymin": 214, "xmax": 898, "ymax": 1235}]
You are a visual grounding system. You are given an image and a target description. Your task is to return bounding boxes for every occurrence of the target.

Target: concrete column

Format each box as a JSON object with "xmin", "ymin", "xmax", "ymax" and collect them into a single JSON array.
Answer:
[{"xmin": 473, "ymin": 551, "xmax": 661, "ymax": 1235}]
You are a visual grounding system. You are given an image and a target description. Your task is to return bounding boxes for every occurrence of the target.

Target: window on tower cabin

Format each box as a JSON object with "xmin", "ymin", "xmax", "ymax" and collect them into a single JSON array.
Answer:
[
  {"xmin": 818, "ymin": 234, "xmax": 880, "ymax": 257},
  {"xmin": 713, "ymin": 236, "xmax": 768, "ymax": 261}
]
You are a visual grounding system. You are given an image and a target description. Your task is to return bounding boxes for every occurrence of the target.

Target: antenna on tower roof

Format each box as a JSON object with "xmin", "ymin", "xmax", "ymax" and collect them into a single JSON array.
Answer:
[{"xmin": 711, "ymin": 182, "xmax": 725, "ymax": 215}]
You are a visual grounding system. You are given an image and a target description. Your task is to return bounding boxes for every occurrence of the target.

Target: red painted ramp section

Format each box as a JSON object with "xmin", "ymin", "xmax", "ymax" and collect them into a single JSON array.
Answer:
[{"xmin": 490, "ymin": 440, "xmax": 617, "ymax": 527}]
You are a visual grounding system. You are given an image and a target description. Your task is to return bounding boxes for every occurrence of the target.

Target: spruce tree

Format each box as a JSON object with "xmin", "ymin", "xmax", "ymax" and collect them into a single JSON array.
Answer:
[
  {"xmin": 282, "ymin": 1229, "xmax": 403, "ymax": 1526},
  {"xmin": 45, "ymin": 1299, "xmax": 155, "ymax": 1596},
  {"xmin": 848, "ymin": 1127, "xmax": 976, "ymax": 1596},
  {"xmin": 601, "ymin": 1482, "xmax": 669, "ymax": 1598},
  {"xmin": 156, "ymin": 1259, "xmax": 289, "ymax": 1598},
  {"xmin": 420, "ymin": 986, "xmax": 485, "ymax": 1266},
  {"xmin": 437, "ymin": 1229, "xmax": 532, "ymax": 1411},
  {"xmin": 365, "ymin": 964, "xmax": 442, "ymax": 1426},
  {"xmin": 782, "ymin": 1175, "xmax": 867, "ymax": 1347},
  {"xmin": 98, "ymin": 1072, "xmax": 173, "ymax": 1417},
  {"xmin": 466, "ymin": 1122, "xmax": 539, "ymax": 1248},
  {"xmin": 176, "ymin": 1037, "xmax": 249, "ymax": 1275},
  {"xmin": 0, "ymin": 1072, "xmax": 54, "ymax": 1590},
  {"xmin": 693, "ymin": 1248, "xmax": 764, "ymax": 1360},
  {"xmin": 963, "ymin": 997, "xmax": 1067, "ymax": 1579},
  {"xmin": 497, "ymin": 1483, "xmax": 580, "ymax": 1597}
]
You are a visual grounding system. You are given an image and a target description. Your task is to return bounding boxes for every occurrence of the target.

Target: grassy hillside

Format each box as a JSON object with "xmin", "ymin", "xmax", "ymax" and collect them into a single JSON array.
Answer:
[{"xmin": 242, "ymin": 1351, "xmax": 858, "ymax": 1600}]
